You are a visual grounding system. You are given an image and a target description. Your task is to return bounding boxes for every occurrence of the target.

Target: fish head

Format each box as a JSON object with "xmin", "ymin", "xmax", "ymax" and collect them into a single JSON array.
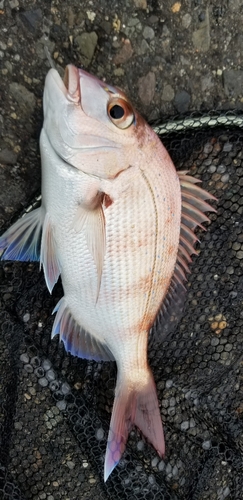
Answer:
[{"xmin": 42, "ymin": 64, "xmax": 158, "ymax": 179}]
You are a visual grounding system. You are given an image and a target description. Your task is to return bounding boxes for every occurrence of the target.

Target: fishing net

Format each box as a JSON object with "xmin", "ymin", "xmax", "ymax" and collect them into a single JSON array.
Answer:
[{"xmin": 1, "ymin": 112, "xmax": 243, "ymax": 500}]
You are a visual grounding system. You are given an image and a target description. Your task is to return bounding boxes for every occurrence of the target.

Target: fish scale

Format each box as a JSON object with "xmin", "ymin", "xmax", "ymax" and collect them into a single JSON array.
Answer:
[
  {"xmin": 54, "ymin": 162, "xmax": 180, "ymax": 340},
  {"xmin": 0, "ymin": 64, "xmax": 216, "ymax": 482}
]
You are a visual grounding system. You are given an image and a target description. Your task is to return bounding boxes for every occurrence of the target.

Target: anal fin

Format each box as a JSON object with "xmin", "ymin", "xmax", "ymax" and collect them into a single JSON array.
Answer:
[
  {"xmin": 0, "ymin": 207, "xmax": 44, "ymax": 262},
  {"xmin": 52, "ymin": 297, "xmax": 114, "ymax": 362}
]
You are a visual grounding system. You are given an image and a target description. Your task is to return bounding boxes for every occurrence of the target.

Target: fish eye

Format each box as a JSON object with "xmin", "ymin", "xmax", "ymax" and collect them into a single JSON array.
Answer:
[
  {"xmin": 107, "ymin": 98, "xmax": 134, "ymax": 129},
  {"xmin": 109, "ymin": 104, "xmax": 125, "ymax": 119}
]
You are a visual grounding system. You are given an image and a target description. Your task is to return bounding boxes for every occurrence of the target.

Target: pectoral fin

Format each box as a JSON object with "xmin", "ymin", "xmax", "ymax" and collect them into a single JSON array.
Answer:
[
  {"xmin": 73, "ymin": 202, "xmax": 106, "ymax": 301},
  {"xmin": 0, "ymin": 207, "xmax": 44, "ymax": 262},
  {"xmin": 40, "ymin": 213, "xmax": 61, "ymax": 293}
]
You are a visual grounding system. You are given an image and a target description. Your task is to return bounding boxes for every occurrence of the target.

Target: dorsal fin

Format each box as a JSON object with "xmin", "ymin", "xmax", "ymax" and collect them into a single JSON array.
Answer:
[
  {"xmin": 153, "ymin": 171, "xmax": 217, "ymax": 336},
  {"xmin": 174, "ymin": 170, "xmax": 216, "ymax": 286}
]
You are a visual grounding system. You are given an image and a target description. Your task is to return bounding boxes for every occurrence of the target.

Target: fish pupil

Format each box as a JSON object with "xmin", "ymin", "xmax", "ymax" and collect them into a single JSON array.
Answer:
[{"xmin": 109, "ymin": 104, "xmax": 124, "ymax": 119}]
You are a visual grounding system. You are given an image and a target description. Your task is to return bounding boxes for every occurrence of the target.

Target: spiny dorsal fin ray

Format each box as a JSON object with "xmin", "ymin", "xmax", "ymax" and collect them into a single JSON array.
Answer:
[
  {"xmin": 52, "ymin": 298, "xmax": 114, "ymax": 362},
  {"xmin": 181, "ymin": 223, "xmax": 199, "ymax": 246},
  {"xmin": 182, "ymin": 200, "xmax": 210, "ymax": 225},
  {"xmin": 72, "ymin": 202, "xmax": 106, "ymax": 302},
  {"xmin": 178, "ymin": 173, "xmax": 201, "ymax": 184},
  {"xmin": 182, "ymin": 191, "xmax": 216, "ymax": 213},
  {"xmin": 181, "ymin": 212, "xmax": 206, "ymax": 231},
  {"xmin": 176, "ymin": 172, "xmax": 216, "ymax": 285},
  {"xmin": 176, "ymin": 253, "xmax": 190, "ymax": 274},
  {"xmin": 178, "ymin": 243, "xmax": 193, "ymax": 263},
  {"xmin": 174, "ymin": 262, "xmax": 187, "ymax": 283},
  {"xmin": 153, "ymin": 171, "xmax": 216, "ymax": 336},
  {"xmin": 179, "ymin": 234, "xmax": 198, "ymax": 256},
  {"xmin": 180, "ymin": 179, "xmax": 217, "ymax": 201}
]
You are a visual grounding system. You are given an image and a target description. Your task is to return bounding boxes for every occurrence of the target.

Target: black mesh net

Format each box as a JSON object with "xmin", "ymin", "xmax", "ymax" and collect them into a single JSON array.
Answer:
[{"xmin": 1, "ymin": 113, "xmax": 243, "ymax": 500}]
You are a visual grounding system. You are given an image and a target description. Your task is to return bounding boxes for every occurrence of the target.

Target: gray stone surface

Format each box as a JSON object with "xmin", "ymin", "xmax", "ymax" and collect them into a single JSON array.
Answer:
[
  {"xmin": 223, "ymin": 70, "xmax": 243, "ymax": 98},
  {"xmin": 9, "ymin": 83, "xmax": 36, "ymax": 113},
  {"xmin": 143, "ymin": 25, "xmax": 155, "ymax": 40},
  {"xmin": 19, "ymin": 8, "xmax": 42, "ymax": 33},
  {"xmin": 182, "ymin": 13, "xmax": 192, "ymax": 29},
  {"xmin": 192, "ymin": 7, "xmax": 210, "ymax": 52},
  {"xmin": 75, "ymin": 32, "xmax": 98, "ymax": 66},
  {"xmin": 0, "ymin": 147, "xmax": 17, "ymax": 165},
  {"xmin": 162, "ymin": 84, "xmax": 175, "ymax": 102},
  {"xmin": 0, "ymin": 0, "xmax": 243, "ymax": 226},
  {"xmin": 138, "ymin": 71, "xmax": 156, "ymax": 106},
  {"xmin": 174, "ymin": 90, "xmax": 191, "ymax": 113}
]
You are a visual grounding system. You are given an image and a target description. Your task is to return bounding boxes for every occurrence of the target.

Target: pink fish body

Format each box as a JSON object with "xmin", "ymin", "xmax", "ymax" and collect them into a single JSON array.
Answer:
[{"xmin": 0, "ymin": 65, "xmax": 215, "ymax": 481}]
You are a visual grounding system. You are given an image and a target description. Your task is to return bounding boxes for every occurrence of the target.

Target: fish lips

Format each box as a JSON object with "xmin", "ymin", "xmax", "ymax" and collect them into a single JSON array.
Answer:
[
  {"xmin": 45, "ymin": 65, "xmax": 89, "ymax": 102},
  {"xmin": 43, "ymin": 65, "xmax": 81, "ymax": 106}
]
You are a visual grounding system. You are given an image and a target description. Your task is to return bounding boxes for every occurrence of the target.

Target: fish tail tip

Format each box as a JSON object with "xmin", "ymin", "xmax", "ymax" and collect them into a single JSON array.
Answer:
[
  {"xmin": 103, "ymin": 386, "xmax": 131, "ymax": 481},
  {"xmin": 157, "ymin": 443, "xmax": 165, "ymax": 459},
  {"xmin": 103, "ymin": 462, "xmax": 116, "ymax": 483},
  {"xmin": 104, "ymin": 449, "xmax": 120, "ymax": 482},
  {"xmin": 103, "ymin": 369, "xmax": 165, "ymax": 481}
]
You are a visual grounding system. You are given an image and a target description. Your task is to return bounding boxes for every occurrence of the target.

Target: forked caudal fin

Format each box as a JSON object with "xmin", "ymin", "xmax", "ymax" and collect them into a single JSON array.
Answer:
[{"xmin": 104, "ymin": 369, "xmax": 165, "ymax": 482}]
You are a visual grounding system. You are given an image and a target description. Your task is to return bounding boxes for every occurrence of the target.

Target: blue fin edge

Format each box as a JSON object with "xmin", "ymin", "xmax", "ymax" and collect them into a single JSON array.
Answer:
[
  {"xmin": 0, "ymin": 208, "xmax": 44, "ymax": 262},
  {"xmin": 52, "ymin": 298, "xmax": 114, "ymax": 362}
]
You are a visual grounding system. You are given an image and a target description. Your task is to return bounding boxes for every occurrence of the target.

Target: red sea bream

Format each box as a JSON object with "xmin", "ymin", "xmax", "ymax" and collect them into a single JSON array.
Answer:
[{"xmin": 0, "ymin": 65, "xmax": 215, "ymax": 481}]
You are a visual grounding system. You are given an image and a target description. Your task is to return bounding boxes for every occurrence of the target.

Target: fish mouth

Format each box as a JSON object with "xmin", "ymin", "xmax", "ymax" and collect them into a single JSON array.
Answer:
[
  {"xmin": 63, "ymin": 64, "xmax": 113, "ymax": 109},
  {"xmin": 62, "ymin": 65, "xmax": 81, "ymax": 103},
  {"xmin": 49, "ymin": 65, "xmax": 98, "ymax": 105}
]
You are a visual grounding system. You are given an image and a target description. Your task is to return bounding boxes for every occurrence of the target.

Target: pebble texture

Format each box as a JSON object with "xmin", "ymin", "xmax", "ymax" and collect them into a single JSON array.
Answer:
[{"xmin": 0, "ymin": 1, "xmax": 242, "ymax": 225}]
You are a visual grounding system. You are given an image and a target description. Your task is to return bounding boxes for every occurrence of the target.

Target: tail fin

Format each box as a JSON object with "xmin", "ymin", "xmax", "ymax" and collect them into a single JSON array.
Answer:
[{"xmin": 104, "ymin": 369, "xmax": 165, "ymax": 482}]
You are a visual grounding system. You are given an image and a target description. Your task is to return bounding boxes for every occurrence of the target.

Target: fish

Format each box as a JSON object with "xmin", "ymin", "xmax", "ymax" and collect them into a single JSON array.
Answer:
[{"xmin": 0, "ymin": 64, "xmax": 216, "ymax": 481}]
